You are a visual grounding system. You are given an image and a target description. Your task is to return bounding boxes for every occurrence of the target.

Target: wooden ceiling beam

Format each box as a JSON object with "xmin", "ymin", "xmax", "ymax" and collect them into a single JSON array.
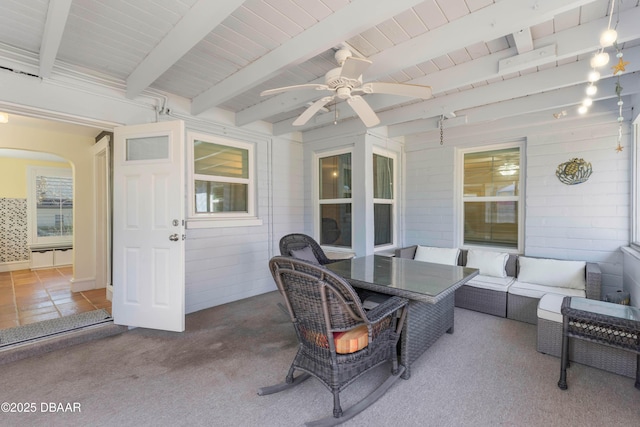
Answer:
[
  {"xmin": 39, "ymin": 0, "xmax": 72, "ymax": 78},
  {"xmin": 191, "ymin": 0, "xmax": 426, "ymax": 115},
  {"xmin": 126, "ymin": 0, "xmax": 245, "ymax": 99}
]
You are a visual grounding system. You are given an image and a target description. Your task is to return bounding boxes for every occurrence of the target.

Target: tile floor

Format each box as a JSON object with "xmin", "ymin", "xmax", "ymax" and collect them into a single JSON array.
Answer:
[{"xmin": 0, "ymin": 267, "xmax": 111, "ymax": 330}]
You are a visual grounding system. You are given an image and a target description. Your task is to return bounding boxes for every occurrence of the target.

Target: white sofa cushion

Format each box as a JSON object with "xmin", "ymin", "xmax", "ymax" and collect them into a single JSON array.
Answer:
[
  {"xmin": 509, "ymin": 280, "xmax": 586, "ymax": 299},
  {"xmin": 466, "ymin": 249, "xmax": 509, "ymax": 278},
  {"xmin": 536, "ymin": 293, "xmax": 566, "ymax": 323},
  {"xmin": 414, "ymin": 246, "xmax": 460, "ymax": 266},
  {"xmin": 517, "ymin": 257, "xmax": 586, "ymax": 290},
  {"xmin": 464, "ymin": 274, "xmax": 515, "ymax": 292}
]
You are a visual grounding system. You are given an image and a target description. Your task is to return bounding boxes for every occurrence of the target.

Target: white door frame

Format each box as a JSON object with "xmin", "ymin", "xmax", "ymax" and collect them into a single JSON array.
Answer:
[{"xmin": 93, "ymin": 133, "xmax": 112, "ymax": 299}]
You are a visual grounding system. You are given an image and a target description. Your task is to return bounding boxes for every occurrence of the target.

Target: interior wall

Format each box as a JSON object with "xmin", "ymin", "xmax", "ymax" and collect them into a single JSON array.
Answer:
[
  {"xmin": 0, "ymin": 123, "xmax": 97, "ymax": 288},
  {"xmin": 0, "ymin": 158, "xmax": 69, "ymax": 198},
  {"xmin": 0, "ymin": 157, "xmax": 71, "ymax": 266}
]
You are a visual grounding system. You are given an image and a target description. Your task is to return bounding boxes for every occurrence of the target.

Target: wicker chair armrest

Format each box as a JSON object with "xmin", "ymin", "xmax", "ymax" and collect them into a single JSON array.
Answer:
[
  {"xmin": 365, "ymin": 296, "xmax": 409, "ymax": 324},
  {"xmin": 394, "ymin": 245, "xmax": 417, "ymax": 259},
  {"xmin": 585, "ymin": 262, "xmax": 602, "ymax": 300}
]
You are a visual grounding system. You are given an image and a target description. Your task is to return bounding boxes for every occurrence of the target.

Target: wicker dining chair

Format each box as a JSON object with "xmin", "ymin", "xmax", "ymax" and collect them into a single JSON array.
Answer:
[
  {"xmin": 259, "ymin": 256, "xmax": 408, "ymax": 425},
  {"xmin": 279, "ymin": 233, "xmax": 338, "ymax": 266}
]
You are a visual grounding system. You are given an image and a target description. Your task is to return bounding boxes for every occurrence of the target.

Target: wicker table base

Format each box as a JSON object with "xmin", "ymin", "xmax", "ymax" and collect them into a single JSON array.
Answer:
[
  {"xmin": 326, "ymin": 255, "xmax": 478, "ymax": 380},
  {"xmin": 557, "ymin": 297, "xmax": 640, "ymax": 390}
]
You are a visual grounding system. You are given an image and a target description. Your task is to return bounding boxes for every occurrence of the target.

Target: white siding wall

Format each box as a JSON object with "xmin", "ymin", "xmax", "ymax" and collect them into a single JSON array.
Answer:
[
  {"xmin": 526, "ymin": 123, "xmax": 629, "ymax": 297},
  {"xmin": 404, "ymin": 113, "xmax": 633, "ymax": 295},
  {"xmin": 184, "ymin": 137, "xmax": 304, "ymax": 314},
  {"xmin": 271, "ymin": 138, "xmax": 305, "ymax": 242},
  {"xmin": 404, "ymin": 147, "xmax": 456, "ymax": 248}
]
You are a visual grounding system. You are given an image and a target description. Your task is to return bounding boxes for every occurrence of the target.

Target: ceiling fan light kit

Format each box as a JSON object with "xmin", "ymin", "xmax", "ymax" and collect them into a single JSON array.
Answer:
[{"xmin": 260, "ymin": 48, "xmax": 432, "ymax": 128}]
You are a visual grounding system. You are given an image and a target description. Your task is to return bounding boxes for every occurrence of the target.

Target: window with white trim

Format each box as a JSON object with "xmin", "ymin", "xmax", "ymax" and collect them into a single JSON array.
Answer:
[
  {"xmin": 188, "ymin": 132, "xmax": 256, "ymax": 221},
  {"xmin": 318, "ymin": 151, "xmax": 352, "ymax": 248},
  {"xmin": 373, "ymin": 151, "xmax": 396, "ymax": 247},
  {"xmin": 460, "ymin": 145, "xmax": 522, "ymax": 251},
  {"xmin": 632, "ymin": 118, "xmax": 640, "ymax": 249},
  {"xmin": 27, "ymin": 166, "xmax": 73, "ymax": 247}
]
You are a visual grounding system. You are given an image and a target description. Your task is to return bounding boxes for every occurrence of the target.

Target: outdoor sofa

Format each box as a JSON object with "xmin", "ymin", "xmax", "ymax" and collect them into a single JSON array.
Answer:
[{"xmin": 394, "ymin": 245, "xmax": 601, "ymax": 324}]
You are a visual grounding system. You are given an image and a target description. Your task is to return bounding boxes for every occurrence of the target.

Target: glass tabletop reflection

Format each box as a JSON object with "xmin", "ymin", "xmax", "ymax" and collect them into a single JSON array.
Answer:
[
  {"xmin": 326, "ymin": 255, "xmax": 478, "ymax": 299},
  {"xmin": 569, "ymin": 297, "xmax": 640, "ymax": 322}
]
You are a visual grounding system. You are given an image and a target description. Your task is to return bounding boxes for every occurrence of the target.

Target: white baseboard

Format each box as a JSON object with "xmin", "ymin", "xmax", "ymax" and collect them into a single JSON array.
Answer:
[
  {"xmin": 70, "ymin": 276, "xmax": 97, "ymax": 292},
  {"xmin": 0, "ymin": 260, "xmax": 30, "ymax": 272},
  {"xmin": 106, "ymin": 284, "xmax": 113, "ymax": 301}
]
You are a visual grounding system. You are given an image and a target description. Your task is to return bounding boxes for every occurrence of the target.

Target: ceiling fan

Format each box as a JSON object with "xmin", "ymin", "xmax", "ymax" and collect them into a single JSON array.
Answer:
[{"xmin": 260, "ymin": 49, "xmax": 432, "ymax": 127}]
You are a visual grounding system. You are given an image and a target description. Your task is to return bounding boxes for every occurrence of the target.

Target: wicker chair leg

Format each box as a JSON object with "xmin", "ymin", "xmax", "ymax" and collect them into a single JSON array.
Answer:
[
  {"xmin": 332, "ymin": 392, "xmax": 342, "ymax": 418},
  {"xmin": 636, "ymin": 355, "xmax": 640, "ymax": 390},
  {"xmin": 391, "ymin": 356, "xmax": 399, "ymax": 375},
  {"xmin": 305, "ymin": 365, "xmax": 405, "ymax": 427},
  {"xmin": 286, "ymin": 364, "xmax": 296, "ymax": 383},
  {"xmin": 257, "ymin": 373, "xmax": 311, "ymax": 396}
]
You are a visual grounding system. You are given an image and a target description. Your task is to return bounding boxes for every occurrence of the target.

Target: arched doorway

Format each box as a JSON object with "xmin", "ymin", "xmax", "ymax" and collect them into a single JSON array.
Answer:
[{"xmin": 0, "ymin": 113, "xmax": 113, "ymax": 345}]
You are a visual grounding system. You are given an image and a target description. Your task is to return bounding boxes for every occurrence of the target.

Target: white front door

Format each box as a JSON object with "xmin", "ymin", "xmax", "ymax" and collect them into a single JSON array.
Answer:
[{"xmin": 112, "ymin": 120, "xmax": 185, "ymax": 332}]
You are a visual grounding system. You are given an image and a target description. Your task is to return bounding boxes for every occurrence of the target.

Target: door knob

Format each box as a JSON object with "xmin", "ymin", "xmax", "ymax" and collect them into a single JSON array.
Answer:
[{"xmin": 169, "ymin": 234, "xmax": 179, "ymax": 241}]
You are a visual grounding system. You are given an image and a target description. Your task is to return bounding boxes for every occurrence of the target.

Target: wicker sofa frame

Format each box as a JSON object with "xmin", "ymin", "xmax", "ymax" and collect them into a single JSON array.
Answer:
[
  {"xmin": 456, "ymin": 249, "xmax": 517, "ymax": 318},
  {"xmin": 507, "ymin": 262, "xmax": 601, "ymax": 325},
  {"xmin": 394, "ymin": 245, "xmax": 602, "ymax": 325},
  {"xmin": 394, "ymin": 246, "xmax": 517, "ymax": 318},
  {"xmin": 392, "ymin": 244, "xmax": 634, "ymax": 380}
]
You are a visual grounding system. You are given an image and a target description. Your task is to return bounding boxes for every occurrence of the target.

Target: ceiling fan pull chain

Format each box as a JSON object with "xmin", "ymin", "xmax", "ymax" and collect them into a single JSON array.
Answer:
[{"xmin": 440, "ymin": 115, "xmax": 444, "ymax": 145}]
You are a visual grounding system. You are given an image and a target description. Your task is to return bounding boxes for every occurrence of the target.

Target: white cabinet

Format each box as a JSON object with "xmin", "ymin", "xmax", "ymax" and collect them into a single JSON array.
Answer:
[
  {"xmin": 30, "ymin": 247, "xmax": 73, "ymax": 269},
  {"xmin": 54, "ymin": 248, "xmax": 73, "ymax": 266},
  {"xmin": 30, "ymin": 250, "xmax": 54, "ymax": 269}
]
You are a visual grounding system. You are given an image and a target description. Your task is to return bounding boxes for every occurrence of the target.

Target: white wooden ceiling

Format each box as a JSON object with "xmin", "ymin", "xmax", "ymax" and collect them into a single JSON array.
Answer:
[{"xmin": 0, "ymin": 0, "xmax": 639, "ymax": 138}]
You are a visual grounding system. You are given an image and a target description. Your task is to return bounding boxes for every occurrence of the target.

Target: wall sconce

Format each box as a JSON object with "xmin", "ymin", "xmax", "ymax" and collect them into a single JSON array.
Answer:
[{"xmin": 0, "ymin": 112, "xmax": 8, "ymax": 123}]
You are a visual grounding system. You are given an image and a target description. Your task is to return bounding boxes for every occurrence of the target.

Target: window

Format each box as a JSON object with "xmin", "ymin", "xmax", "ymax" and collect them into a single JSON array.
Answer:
[
  {"xmin": 188, "ymin": 132, "xmax": 256, "ymax": 221},
  {"xmin": 28, "ymin": 166, "xmax": 73, "ymax": 246},
  {"xmin": 318, "ymin": 151, "xmax": 352, "ymax": 248},
  {"xmin": 373, "ymin": 152, "xmax": 396, "ymax": 247},
  {"xmin": 632, "ymin": 118, "xmax": 640, "ymax": 249},
  {"xmin": 460, "ymin": 145, "xmax": 522, "ymax": 251}
]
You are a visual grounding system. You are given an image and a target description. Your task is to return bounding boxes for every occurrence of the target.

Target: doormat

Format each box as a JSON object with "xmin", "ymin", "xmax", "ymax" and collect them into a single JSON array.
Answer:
[{"xmin": 0, "ymin": 309, "xmax": 112, "ymax": 348}]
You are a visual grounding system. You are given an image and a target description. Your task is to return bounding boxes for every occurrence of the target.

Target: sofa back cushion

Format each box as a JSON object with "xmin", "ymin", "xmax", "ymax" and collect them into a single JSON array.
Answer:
[
  {"xmin": 466, "ymin": 249, "xmax": 509, "ymax": 278},
  {"xmin": 517, "ymin": 257, "xmax": 586, "ymax": 290},
  {"xmin": 414, "ymin": 246, "xmax": 460, "ymax": 266}
]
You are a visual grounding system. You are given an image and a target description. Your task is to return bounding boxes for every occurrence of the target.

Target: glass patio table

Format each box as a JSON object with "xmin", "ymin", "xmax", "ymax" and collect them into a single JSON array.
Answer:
[{"xmin": 327, "ymin": 255, "xmax": 478, "ymax": 379}]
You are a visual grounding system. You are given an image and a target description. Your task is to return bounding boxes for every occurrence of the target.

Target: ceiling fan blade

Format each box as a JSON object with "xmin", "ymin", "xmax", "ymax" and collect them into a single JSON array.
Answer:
[
  {"xmin": 347, "ymin": 95, "xmax": 380, "ymax": 127},
  {"xmin": 359, "ymin": 82, "xmax": 432, "ymax": 99},
  {"xmin": 340, "ymin": 56, "xmax": 372, "ymax": 80},
  {"xmin": 293, "ymin": 96, "xmax": 334, "ymax": 126},
  {"xmin": 260, "ymin": 83, "xmax": 329, "ymax": 97}
]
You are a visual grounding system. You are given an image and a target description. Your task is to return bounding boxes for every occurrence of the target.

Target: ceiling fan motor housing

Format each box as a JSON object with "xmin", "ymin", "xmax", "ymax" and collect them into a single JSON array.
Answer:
[{"xmin": 324, "ymin": 67, "xmax": 361, "ymax": 92}]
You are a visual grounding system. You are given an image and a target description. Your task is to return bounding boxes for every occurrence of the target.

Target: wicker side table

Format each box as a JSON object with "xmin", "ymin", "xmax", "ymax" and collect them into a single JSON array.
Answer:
[{"xmin": 558, "ymin": 297, "xmax": 640, "ymax": 390}]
